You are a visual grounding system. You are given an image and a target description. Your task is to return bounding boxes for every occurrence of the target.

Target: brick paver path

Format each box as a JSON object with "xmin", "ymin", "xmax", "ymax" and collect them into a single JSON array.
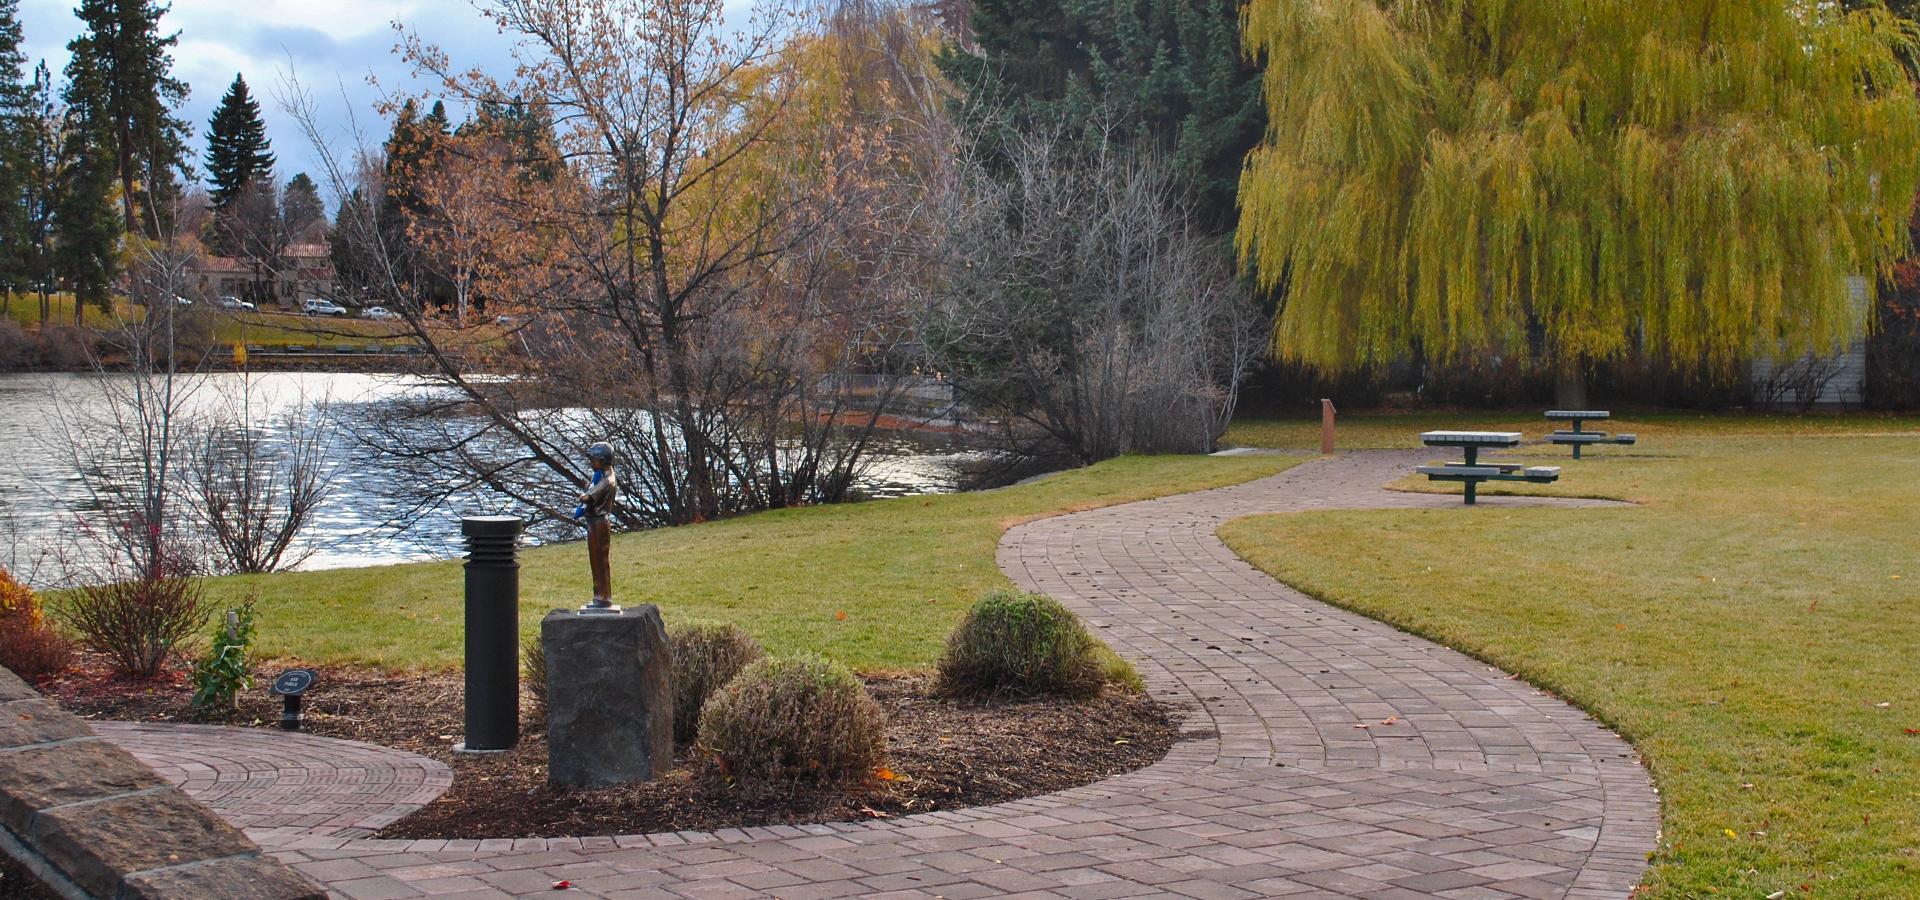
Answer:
[
  {"xmin": 95, "ymin": 720, "xmax": 454, "ymax": 840},
  {"xmin": 103, "ymin": 451, "xmax": 1662, "ymax": 899}
]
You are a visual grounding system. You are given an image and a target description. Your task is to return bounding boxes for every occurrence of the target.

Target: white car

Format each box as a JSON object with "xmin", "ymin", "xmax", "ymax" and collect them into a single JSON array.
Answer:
[
  {"xmin": 362, "ymin": 306, "xmax": 397, "ymax": 320},
  {"xmin": 303, "ymin": 299, "xmax": 348, "ymax": 317},
  {"xmin": 214, "ymin": 296, "xmax": 255, "ymax": 311}
]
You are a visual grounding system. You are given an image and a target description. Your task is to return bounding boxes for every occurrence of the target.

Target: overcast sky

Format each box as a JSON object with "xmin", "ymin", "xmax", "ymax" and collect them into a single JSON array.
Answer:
[{"xmin": 17, "ymin": 1, "xmax": 521, "ymax": 201}]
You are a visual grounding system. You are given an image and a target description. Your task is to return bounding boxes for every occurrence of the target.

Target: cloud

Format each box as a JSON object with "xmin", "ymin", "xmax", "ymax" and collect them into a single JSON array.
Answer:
[
  {"xmin": 15, "ymin": 1, "xmax": 518, "ymax": 208},
  {"xmin": 245, "ymin": 24, "xmax": 343, "ymax": 66}
]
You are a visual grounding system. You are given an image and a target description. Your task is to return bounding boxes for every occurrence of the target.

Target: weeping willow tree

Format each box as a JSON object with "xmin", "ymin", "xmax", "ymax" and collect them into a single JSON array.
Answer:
[{"xmin": 1237, "ymin": 0, "xmax": 1920, "ymax": 401}]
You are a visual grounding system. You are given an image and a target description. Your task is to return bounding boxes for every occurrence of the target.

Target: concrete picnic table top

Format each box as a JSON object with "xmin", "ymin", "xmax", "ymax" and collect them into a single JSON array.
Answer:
[{"xmin": 1420, "ymin": 430, "xmax": 1524, "ymax": 447}]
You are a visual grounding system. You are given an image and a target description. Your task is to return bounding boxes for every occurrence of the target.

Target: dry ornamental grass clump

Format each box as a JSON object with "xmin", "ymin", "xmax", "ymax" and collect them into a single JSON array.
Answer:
[
  {"xmin": 668, "ymin": 621, "xmax": 765, "ymax": 745},
  {"xmin": 695, "ymin": 655, "xmax": 884, "ymax": 786},
  {"xmin": 936, "ymin": 589, "xmax": 1105, "ymax": 699}
]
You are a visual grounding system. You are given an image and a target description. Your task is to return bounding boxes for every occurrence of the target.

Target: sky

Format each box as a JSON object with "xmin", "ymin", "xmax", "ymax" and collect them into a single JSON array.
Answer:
[{"xmin": 17, "ymin": 1, "xmax": 522, "ymax": 201}]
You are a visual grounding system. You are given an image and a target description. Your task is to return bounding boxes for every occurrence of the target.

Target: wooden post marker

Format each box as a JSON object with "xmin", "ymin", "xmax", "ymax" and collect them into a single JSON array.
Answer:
[{"xmin": 1320, "ymin": 399, "xmax": 1336, "ymax": 454}]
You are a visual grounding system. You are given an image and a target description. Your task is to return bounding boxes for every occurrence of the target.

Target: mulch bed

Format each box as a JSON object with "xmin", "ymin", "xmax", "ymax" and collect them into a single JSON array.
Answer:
[{"xmin": 41, "ymin": 651, "xmax": 1182, "ymax": 839}]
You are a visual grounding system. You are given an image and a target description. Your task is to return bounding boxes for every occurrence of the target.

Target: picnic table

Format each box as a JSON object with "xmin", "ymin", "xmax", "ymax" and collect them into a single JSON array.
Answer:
[
  {"xmin": 1416, "ymin": 431, "xmax": 1562, "ymax": 505},
  {"xmin": 1546, "ymin": 410, "xmax": 1636, "ymax": 459}
]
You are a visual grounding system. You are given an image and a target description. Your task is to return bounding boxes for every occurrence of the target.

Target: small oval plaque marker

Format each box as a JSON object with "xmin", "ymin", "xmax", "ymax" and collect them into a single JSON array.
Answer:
[{"xmin": 269, "ymin": 669, "xmax": 317, "ymax": 696}]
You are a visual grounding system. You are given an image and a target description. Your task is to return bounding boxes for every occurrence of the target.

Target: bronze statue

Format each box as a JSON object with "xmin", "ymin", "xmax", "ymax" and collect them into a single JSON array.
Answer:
[{"xmin": 575, "ymin": 442, "xmax": 619, "ymax": 608}]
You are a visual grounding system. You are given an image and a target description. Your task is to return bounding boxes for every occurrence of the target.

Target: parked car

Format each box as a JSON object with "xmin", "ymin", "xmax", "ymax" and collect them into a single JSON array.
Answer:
[
  {"xmin": 167, "ymin": 294, "xmax": 193, "ymax": 307},
  {"xmin": 214, "ymin": 296, "xmax": 255, "ymax": 311},
  {"xmin": 303, "ymin": 299, "xmax": 348, "ymax": 317},
  {"xmin": 362, "ymin": 306, "xmax": 397, "ymax": 320}
]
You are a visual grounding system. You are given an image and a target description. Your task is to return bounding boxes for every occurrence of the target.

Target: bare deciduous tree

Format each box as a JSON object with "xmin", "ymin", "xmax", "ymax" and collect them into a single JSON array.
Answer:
[
  {"xmin": 924, "ymin": 129, "xmax": 1266, "ymax": 464},
  {"xmin": 286, "ymin": 0, "xmax": 944, "ymax": 537},
  {"xmin": 190, "ymin": 381, "xmax": 339, "ymax": 573}
]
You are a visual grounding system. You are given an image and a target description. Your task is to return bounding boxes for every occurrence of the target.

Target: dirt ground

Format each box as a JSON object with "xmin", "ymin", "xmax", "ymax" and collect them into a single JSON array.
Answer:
[{"xmin": 43, "ymin": 653, "xmax": 1183, "ymax": 839}]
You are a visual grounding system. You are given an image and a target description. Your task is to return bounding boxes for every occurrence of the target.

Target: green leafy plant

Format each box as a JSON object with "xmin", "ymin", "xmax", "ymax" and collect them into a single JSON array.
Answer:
[
  {"xmin": 936, "ymin": 588, "xmax": 1110, "ymax": 699},
  {"xmin": 191, "ymin": 599, "xmax": 257, "ymax": 708},
  {"xmin": 669, "ymin": 621, "xmax": 766, "ymax": 745},
  {"xmin": 695, "ymin": 654, "xmax": 884, "ymax": 786}
]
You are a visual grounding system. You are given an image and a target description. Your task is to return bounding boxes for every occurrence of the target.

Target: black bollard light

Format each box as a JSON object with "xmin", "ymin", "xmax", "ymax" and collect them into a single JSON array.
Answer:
[{"xmin": 458, "ymin": 515, "xmax": 523, "ymax": 753}]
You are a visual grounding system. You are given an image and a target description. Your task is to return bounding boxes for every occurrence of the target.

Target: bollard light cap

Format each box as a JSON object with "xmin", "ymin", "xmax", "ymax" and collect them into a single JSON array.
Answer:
[{"xmin": 462, "ymin": 516, "xmax": 525, "ymax": 538}]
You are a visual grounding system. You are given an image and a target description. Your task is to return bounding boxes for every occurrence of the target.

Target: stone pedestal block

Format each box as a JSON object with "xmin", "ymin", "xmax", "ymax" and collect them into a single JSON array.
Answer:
[{"xmin": 542, "ymin": 606, "xmax": 674, "ymax": 788}]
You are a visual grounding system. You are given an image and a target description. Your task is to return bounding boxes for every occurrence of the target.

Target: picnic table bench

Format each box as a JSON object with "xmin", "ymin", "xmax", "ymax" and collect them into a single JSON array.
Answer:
[
  {"xmin": 1416, "ymin": 431, "xmax": 1561, "ymax": 505},
  {"xmin": 1546, "ymin": 410, "xmax": 1636, "ymax": 458}
]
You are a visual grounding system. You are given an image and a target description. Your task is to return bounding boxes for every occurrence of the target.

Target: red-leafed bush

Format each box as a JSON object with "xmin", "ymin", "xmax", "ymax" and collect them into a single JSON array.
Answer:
[
  {"xmin": 62, "ymin": 575, "xmax": 206, "ymax": 680},
  {"xmin": 0, "ymin": 568, "xmax": 72, "ymax": 681}
]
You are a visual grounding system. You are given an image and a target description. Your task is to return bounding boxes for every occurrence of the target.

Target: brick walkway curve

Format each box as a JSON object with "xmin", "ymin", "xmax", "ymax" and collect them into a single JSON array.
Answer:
[
  {"xmin": 117, "ymin": 451, "xmax": 1662, "ymax": 900},
  {"xmin": 94, "ymin": 720, "xmax": 454, "ymax": 840}
]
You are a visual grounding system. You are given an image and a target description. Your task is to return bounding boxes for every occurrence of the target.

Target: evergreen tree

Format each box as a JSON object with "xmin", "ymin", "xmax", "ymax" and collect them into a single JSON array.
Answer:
[
  {"xmin": 0, "ymin": 0, "xmax": 27, "ymax": 303},
  {"xmin": 64, "ymin": 0, "xmax": 191, "ymax": 237},
  {"xmin": 328, "ymin": 186, "xmax": 383, "ymax": 305},
  {"xmin": 19, "ymin": 63, "xmax": 58, "ymax": 324},
  {"xmin": 204, "ymin": 73, "xmax": 273, "ymax": 208},
  {"xmin": 1237, "ymin": 0, "xmax": 1920, "ymax": 401},
  {"xmin": 54, "ymin": 103, "xmax": 121, "ymax": 321},
  {"xmin": 377, "ymin": 100, "xmax": 452, "ymax": 309},
  {"xmin": 935, "ymin": 0, "xmax": 1263, "ymax": 228},
  {"xmin": 283, "ymin": 172, "xmax": 322, "ymax": 239}
]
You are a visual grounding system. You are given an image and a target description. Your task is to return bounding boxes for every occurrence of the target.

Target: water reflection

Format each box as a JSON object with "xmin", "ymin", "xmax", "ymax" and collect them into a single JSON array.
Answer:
[{"xmin": 0, "ymin": 372, "xmax": 984, "ymax": 586}]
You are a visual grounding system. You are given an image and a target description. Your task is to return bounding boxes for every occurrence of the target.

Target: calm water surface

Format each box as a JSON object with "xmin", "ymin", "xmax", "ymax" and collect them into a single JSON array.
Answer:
[{"xmin": 0, "ymin": 372, "xmax": 982, "ymax": 586}]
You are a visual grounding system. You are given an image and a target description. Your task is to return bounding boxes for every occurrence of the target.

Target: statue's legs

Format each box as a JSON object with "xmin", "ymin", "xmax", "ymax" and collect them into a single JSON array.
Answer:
[{"xmin": 588, "ymin": 520, "xmax": 613, "ymax": 604}]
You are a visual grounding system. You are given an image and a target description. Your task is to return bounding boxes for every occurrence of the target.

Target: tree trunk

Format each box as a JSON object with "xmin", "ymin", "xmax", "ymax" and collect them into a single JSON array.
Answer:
[{"xmin": 1554, "ymin": 368, "xmax": 1588, "ymax": 409}]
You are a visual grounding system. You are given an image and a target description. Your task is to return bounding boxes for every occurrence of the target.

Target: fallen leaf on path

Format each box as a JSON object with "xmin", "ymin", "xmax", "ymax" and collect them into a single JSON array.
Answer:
[{"xmin": 1380, "ymin": 716, "xmax": 1398, "ymax": 725}]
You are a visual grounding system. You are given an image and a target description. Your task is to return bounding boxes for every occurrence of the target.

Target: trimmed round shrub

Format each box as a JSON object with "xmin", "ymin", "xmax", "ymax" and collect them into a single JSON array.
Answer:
[
  {"xmin": 669, "ymin": 621, "xmax": 766, "ymax": 745},
  {"xmin": 695, "ymin": 655, "xmax": 884, "ymax": 785},
  {"xmin": 936, "ymin": 589, "xmax": 1104, "ymax": 699}
]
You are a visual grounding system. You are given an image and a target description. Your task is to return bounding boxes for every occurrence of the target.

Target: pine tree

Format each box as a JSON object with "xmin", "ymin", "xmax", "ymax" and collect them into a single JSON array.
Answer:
[
  {"xmin": 64, "ymin": 0, "xmax": 190, "ymax": 237},
  {"xmin": 204, "ymin": 73, "xmax": 273, "ymax": 208},
  {"xmin": 377, "ymin": 100, "xmax": 452, "ymax": 309},
  {"xmin": 19, "ymin": 62, "xmax": 57, "ymax": 324},
  {"xmin": 54, "ymin": 104, "xmax": 121, "ymax": 321},
  {"xmin": 935, "ymin": 0, "xmax": 1263, "ymax": 228},
  {"xmin": 0, "ymin": 0, "xmax": 28, "ymax": 304},
  {"xmin": 1236, "ymin": 0, "xmax": 1920, "ymax": 397},
  {"xmin": 283, "ymin": 172, "xmax": 322, "ymax": 239}
]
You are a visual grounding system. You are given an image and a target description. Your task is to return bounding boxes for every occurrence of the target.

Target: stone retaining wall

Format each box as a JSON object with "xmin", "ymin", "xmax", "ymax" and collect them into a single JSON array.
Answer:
[{"xmin": 0, "ymin": 667, "xmax": 325, "ymax": 900}]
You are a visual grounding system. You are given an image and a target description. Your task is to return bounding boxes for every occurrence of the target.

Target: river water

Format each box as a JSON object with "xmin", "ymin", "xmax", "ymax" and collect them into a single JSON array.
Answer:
[{"xmin": 0, "ymin": 372, "xmax": 984, "ymax": 587}]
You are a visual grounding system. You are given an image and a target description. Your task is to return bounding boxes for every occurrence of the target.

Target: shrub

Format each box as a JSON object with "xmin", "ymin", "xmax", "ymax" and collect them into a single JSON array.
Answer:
[
  {"xmin": 523, "ymin": 633, "xmax": 547, "ymax": 724},
  {"xmin": 0, "ymin": 568, "xmax": 71, "ymax": 681},
  {"xmin": 695, "ymin": 655, "xmax": 884, "ymax": 786},
  {"xmin": 936, "ymin": 589, "xmax": 1107, "ymax": 699},
  {"xmin": 62, "ymin": 575, "xmax": 207, "ymax": 679},
  {"xmin": 669, "ymin": 621, "xmax": 765, "ymax": 745},
  {"xmin": 191, "ymin": 599, "xmax": 257, "ymax": 708}
]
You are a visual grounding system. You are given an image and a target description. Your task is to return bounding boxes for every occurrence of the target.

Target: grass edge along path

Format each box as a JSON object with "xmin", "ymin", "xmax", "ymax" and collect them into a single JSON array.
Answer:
[
  {"xmin": 202, "ymin": 453, "xmax": 1309, "ymax": 672},
  {"xmin": 1219, "ymin": 434, "xmax": 1920, "ymax": 899}
]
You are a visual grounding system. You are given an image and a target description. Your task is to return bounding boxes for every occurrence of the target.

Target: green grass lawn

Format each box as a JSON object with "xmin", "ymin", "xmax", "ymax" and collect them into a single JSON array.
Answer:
[
  {"xmin": 1226, "ymin": 409, "xmax": 1920, "ymax": 450},
  {"xmin": 206, "ymin": 453, "xmax": 1306, "ymax": 672},
  {"xmin": 1218, "ymin": 432, "xmax": 1920, "ymax": 898}
]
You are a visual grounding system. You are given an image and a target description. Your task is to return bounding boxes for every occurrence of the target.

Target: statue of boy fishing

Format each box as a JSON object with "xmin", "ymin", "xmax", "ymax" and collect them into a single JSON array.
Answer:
[{"xmin": 573, "ymin": 442, "xmax": 618, "ymax": 608}]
